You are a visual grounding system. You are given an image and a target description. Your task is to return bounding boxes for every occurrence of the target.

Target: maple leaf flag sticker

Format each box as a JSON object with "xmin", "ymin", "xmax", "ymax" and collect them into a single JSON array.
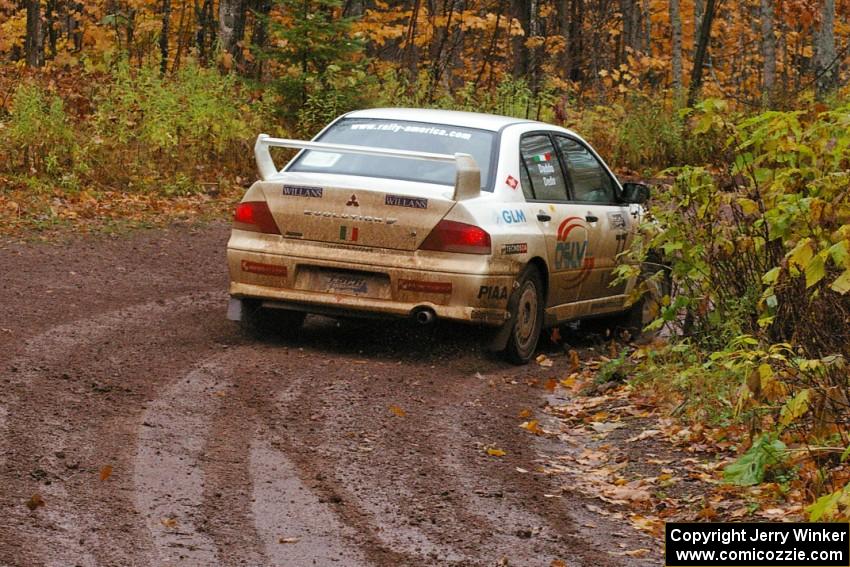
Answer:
[{"xmin": 506, "ymin": 175, "xmax": 518, "ymax": 190}]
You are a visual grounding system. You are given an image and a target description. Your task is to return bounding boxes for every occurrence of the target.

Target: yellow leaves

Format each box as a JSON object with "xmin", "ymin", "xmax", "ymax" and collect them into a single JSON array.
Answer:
[
  {"xmin": 485, "ymin": 447, "xmax": 506, "ymax": 457},
  {"xmin": 99, "ymin": 465, "xmax": 113, "ymax": 481},
  {"xmin": 160, "ymin": 517, "xmax": 178, "ymax": 529},
  {"xmin": 568, "ymin": 350, "xmax": 581, "ymax": 372},
  {"xmin": 536, "ymin": 354, "xmax": 553, "ymax": 368},
  {"xmin": 518, "ymin": 408, "xmax": 532, "ymax": 419},
  {"xmin": 831, "ymin": 269, "xmax": 850, "ymax": 294},
  {"xmin": 736, "ymin": 197, "xmax": 759, "ymax": 216},
  {"xmin": 519, "ymin": 420, "xmax": 543, "ymax": 435},
  {"xmin": 779, "ymin": 389, "xmax": 811, "ymax": 427},
  {"xmin": 388, "ymin": 405, "xmax": 406, "ymax": 417}
]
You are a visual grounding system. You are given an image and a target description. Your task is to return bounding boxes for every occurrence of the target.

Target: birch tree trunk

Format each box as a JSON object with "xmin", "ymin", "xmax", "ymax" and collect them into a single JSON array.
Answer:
[
  {"xmin": 670, "ymin": 0, "xmax": 682, "ymax": 92},
  {"xmin": 814, "ymin": 0, "xmax": 836, "ymax": 99},
  {"xmin": 760, "ymin": 0, "xmax": 775, "ymax": 100},
  {"xmin": 219, "ymin": 0, "xmax": 245, "ymax": 63}
]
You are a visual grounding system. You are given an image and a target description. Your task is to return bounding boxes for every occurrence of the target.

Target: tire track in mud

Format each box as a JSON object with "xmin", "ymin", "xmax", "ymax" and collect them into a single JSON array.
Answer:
[
  {"xmin": 0, "ymin": 292, "xmax": 226, "ymax": 566},
  {"xmin": 134, "ymin": 360, "xmax": 229, "ymax": 565}
]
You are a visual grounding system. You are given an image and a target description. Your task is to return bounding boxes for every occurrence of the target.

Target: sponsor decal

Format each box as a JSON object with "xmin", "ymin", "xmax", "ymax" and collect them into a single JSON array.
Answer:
[
  {"xmin": 304, "ymin": 210, "xmax": 397, "ymax": 224},
  {"xmin": 385, "ymin": 194, "xmax": 428, "ymax": 209},
  {"xmin": 505, "ymin": 175, "xmax": 519, "ymax": 190},
  {"xmin": 241, "ymin": 260, "xmax": 287, "ymax": 277},
  {"xmin": 501, "ymin": 209, "xmax": 527, "ymax": 224},
  {"xmin": 339, "ymin": 225, "xmax": 359, "ymax": 242},
  {"xmin": 398, "ymin": 279, "xmax": 453, "ymax": 294},
  {"xmin": 283, "ymin": 185, "xmax": 323, "ymax": 198},
  {"xmin": 502, "ymin": 243, "xmax": 528, "ymax": 255},
  {"xmin": 346, "ymin": 194, "xmax": 360, "ymax": 207},
  {"xmin": 555, "ymin": 216, "xmax": 595, "ymax": 288},
  {"xmin": 608, "ymin": 212, "xmax": 628, "ymax": 230},
  {"xmin": 478, "ymin": 285, "xmax": 508, "ymax": 300},
  {"xmin": 326, "ymin": 274, "xmax": 368, "ymax": 294}
]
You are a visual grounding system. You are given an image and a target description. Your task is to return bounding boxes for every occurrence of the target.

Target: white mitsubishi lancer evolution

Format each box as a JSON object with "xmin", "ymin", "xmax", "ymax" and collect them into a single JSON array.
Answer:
[{"xmin": 226, "ymin": 108, "xmax": 653, "ymax": 363}]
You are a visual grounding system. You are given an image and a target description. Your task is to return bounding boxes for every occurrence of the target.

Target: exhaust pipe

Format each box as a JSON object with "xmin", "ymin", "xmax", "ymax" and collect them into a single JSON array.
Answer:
[{"xmin": 412, "ymin": 307, "xmax": 436, "ymax": 326}]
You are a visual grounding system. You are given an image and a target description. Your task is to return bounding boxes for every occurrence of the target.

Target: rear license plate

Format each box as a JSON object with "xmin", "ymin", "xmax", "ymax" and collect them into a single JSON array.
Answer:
[{"xmin": 323, "ymin": 273, "xmax": 369, "ymax": 295}]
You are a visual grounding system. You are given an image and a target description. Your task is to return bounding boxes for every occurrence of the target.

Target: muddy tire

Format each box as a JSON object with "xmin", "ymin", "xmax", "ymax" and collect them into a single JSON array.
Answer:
[
  {"xmin": 502, "ymin": 267, "xmax": 544, "ymax": 365},
  {"xmin": 241, "ymin": 299, "xmax": 306, "ymax": 338}
]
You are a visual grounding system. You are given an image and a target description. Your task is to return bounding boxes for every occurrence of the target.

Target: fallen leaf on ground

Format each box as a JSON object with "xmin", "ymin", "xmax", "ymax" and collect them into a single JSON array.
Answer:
[
  {"xmin": 99, "ymin": 465, "xmax": 113, "ymax": 481},
  {"xmin": 536, "ymin": 354, "xmax": 553, "ymax": 368},
  {"xmin": 486, "ymin": 447, "xmax": 506, "ymax": 457},
  {"xmin": 626, "ymin": 429, "xmax": 661, "ymax": 442},
  {"xmin": 590, "ymin": 421, "xmax": 625, "ymax": 434},
  {"xmin": 520, "ymin": 420, "xmax": 543, "ymax": 434},
  {"xmin": 544, "ymin": 378, "xmax": 558, "ymax": 392},
  {"xmin": 518, "ymin": 408, "xmax": 532, "ymax": 418},
  {"xmin": 161, "ymin": 517, "xmax": 178, "ymax": 529},
  {"xmin": 279, "ymin": 537, "xmax": 300, "ymax": 544},
  {"xmin": 569, "ymin": 349, "xmax": 580, "ymax": 371},
  {"xmin": 388, "ymin": 405, "xmax": 406, "ymax": 417},
  {"xmin": 25, "ymin": 494, "xmax": 45, "ymax": 511},
  {"xmin": 551, "ymin": 560, "xmax": 566, "ymax": 567}
]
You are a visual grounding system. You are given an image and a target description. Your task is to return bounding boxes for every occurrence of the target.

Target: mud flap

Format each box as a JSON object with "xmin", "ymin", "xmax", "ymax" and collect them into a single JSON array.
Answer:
[
  {"xmin": 488, "ymin": 284, "xmax": 518, "ymax": 353},
  {"xmin": 226, "ymin": 297, "xmax": 243, "ymax": 321}
]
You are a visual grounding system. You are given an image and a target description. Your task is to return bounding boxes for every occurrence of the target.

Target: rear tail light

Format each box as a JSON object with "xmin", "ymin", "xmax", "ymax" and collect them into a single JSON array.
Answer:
[
  {"xmin": 419, "ymin": 220, "xmax": 491, "ymax": 255},
  {"xmin": 233, "ymin": 201, "xmax": 281, "ymax": 235}
]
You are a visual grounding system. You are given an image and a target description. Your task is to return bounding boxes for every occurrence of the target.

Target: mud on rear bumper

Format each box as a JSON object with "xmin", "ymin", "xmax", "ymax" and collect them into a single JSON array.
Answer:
[{"xmin": 227, "ymin": 249, "xmax": 513, "ymax": 326}]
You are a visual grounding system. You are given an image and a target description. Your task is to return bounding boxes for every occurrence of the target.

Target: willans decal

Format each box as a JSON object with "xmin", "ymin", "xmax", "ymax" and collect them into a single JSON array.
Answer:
[
  {"xmin": 283, "ymin": 185, "xmax": 323, "ymax": 198},
  {"xmin": 385, "ymin": 195, "xmax": 428, "ymax": 209}
]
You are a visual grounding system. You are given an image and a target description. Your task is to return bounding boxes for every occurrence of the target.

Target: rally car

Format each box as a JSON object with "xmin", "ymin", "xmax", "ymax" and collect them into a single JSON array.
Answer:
[{"xmin": 226, "ymin": 108, "xmax": 652, "ymax": 363}]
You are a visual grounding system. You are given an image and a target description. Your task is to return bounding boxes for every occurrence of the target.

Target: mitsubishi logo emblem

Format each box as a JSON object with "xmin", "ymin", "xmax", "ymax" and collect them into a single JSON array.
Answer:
[{"xmin": 346, "ymin": 194, "xmax": 360, "ymax": 207}]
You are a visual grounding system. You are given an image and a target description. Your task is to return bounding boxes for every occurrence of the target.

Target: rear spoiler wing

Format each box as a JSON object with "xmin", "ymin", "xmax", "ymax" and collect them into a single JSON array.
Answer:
[{"xmin": 254, "ymin": 134, "xmax": 481, "ymax": 201}]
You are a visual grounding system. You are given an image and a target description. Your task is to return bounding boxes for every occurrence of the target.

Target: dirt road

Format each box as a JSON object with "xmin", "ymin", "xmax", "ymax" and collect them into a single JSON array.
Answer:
[{"xmin": 0, "ymin": 223, "xmax": 655, "ymax": 566}]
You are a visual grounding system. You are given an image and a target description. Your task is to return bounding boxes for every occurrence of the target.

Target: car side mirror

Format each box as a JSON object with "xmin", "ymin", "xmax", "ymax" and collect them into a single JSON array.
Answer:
[{"xmin": 621, "ymin": 182, "xmax": 650, "ymax": 204}]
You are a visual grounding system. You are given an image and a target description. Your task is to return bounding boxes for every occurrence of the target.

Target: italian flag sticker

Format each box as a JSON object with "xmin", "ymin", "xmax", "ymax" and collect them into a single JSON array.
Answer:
[
  {"xmin": 532, "ymin": 153, "xmax": 551, "ymax": 163},
  {"xmin": 340, "ymin": 225, "xmax": 359, "ymax": 242}
]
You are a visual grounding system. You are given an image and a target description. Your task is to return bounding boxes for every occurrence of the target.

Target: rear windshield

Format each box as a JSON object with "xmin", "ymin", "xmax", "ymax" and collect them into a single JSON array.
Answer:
[{"xmin": 287, "ymin": 117, "xmax": 495, "ymax": 190}]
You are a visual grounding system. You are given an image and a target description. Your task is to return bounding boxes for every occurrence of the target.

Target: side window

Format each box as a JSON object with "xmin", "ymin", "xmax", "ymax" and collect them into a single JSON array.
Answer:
[
  {"xmin": 555, "ymin": 137, "xmax": 616, "ymax": 203},
  {"xmin": 520, "ymin": 134, "xmax": 569, "ymax": 201}
]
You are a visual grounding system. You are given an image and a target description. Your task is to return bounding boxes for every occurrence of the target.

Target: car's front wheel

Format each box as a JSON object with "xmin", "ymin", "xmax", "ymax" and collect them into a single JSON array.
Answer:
[
  {"xmin": 503, "ymin": 267, "xmax": 544, "ymax": 364},
  {"xmin": 241, "ymin": 299, "xmax": 306, "ymax": 338}
]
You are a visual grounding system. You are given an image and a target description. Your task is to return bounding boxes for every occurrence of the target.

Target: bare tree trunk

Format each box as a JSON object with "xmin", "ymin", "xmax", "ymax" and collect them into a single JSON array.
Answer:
[
  {"xmin": 510, "ymin": 0, "xmax": 529, "ymax": 79},
  {"xmin": 403, "ymin": 0, "xmax": 422, "ymax": 78},
  {"xmin": 760, "ymin": 0, "xmax": 775, "ymax": 101},
  {"xmin": 160, "ymin": 0, "xmax": 171, "ymax": 76},
  {"xmin": 643, "ymin": 0, "xmax": 651, "ymax": 53},
  {"xmin": 219, "ymin": 0, "xmax": 245, "ymax": 64},
  {"xmin": 25, "ymin": 0, "xmax": 43, "ymax": 67},
  {"xmin": 670, "ymin": 0, "xmax": 682, "ymax": 92},
  {"xmin": 814, "ymin": 0, "xmax": 836, "ymax": 99},
  {"xmin": 249, "ymin": 0, "xmax": 273, "ymax": 78},
  {"xmin": 568, "ymin": 0, "xmax": 583, "ymax": 83},
  {"xmin": 688, "ymin": 0, "xmax": 718, "ymax": 106}
]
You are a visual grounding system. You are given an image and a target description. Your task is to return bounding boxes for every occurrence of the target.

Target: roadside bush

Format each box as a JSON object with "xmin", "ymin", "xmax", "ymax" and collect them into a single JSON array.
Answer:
[
  {"xmin": 620, "ymin": 98, "xmax": 850, "ymax": 516},
  {"xmin": 0, "ymin": 82, "xmax": 77, "ymax": 179},
  {"xmin": 90, "ymin": 58, "xmax": 258, "ymax": 191}
]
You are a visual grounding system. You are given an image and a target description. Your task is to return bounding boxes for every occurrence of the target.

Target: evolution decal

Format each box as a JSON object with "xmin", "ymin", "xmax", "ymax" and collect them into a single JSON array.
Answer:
[
  {"xmin": 501, "ymin": 209, "xmax": 527, "ymax": 224},
  {"xmin": 555, "ymin": 216, "xmax": 595, "ymax": 288},
  {"xmin": 339, "ymin": 225, "xmax": 359, "ymax": 242},
  {"xmin": 283, "ymin": 185, "xmax": 323, "ymax": 198},
  {"xmin": 385, "ymin": 195, "xmax": 428, "ymax": 209},
  {"xmin": 477, "ymin": 285, "xmax": 508, "ymax": 300},
  {"xmin": 502, "ymin": 243, "xmax": 528, "ymax": 255}
]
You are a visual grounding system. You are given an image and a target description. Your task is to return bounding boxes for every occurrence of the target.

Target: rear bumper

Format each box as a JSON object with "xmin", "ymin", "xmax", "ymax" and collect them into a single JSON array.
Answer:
[{"xmin": 227, "ymin": 247, "xmax": 514, "ymax": 326}]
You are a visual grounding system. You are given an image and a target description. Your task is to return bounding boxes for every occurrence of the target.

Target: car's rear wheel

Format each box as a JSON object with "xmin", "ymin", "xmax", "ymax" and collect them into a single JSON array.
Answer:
[
  {"xmin": 503, "ymin": 267, "xmax": 544, "ymax": 364},
  {"xmin": 241, "ymin": 299, "xmax": 306, "ymax": 338}
]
